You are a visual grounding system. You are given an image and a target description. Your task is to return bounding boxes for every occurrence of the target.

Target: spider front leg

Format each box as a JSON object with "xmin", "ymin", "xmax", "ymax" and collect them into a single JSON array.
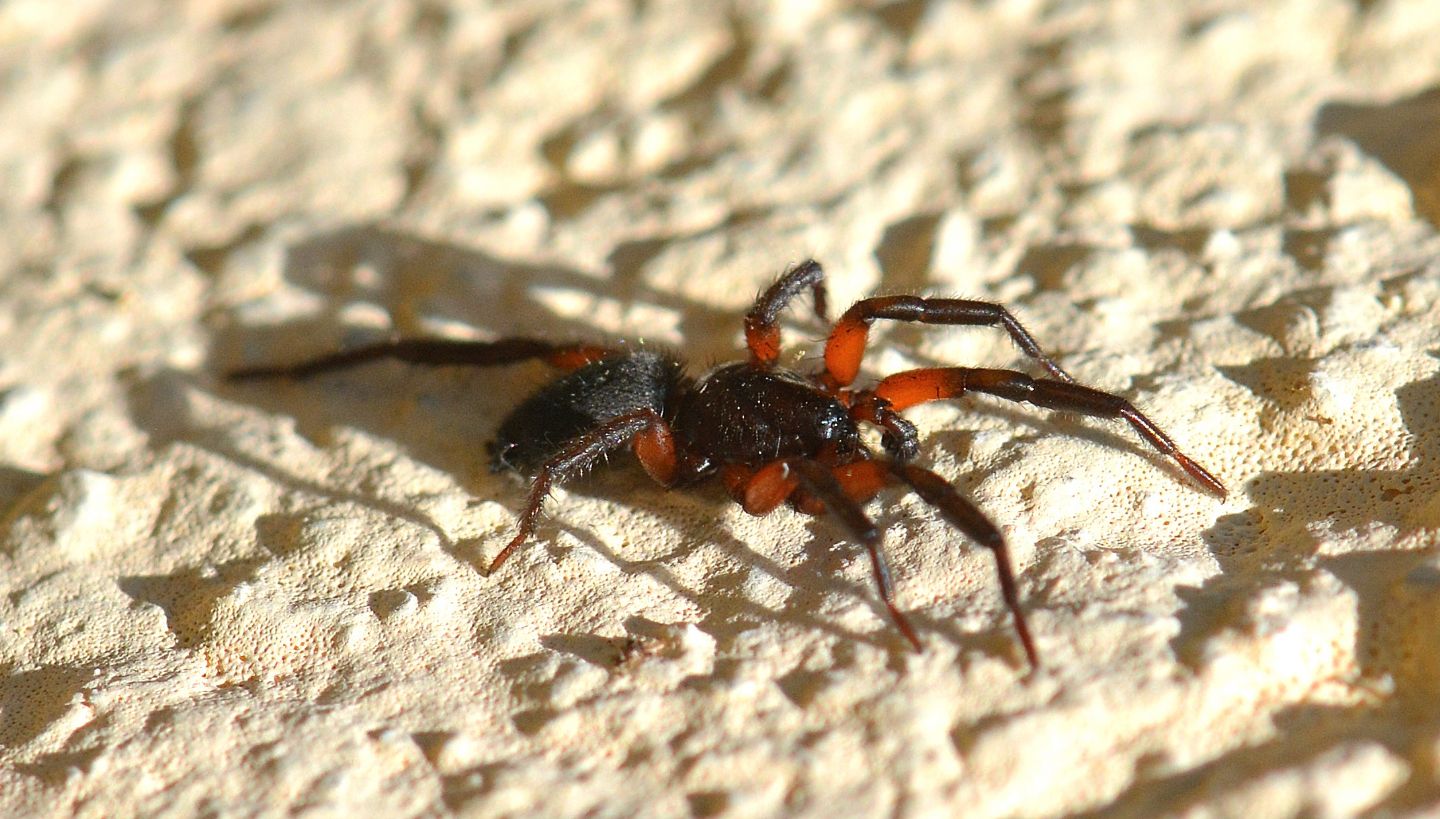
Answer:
[
  {"xmin": 744, "ymin": 260, "xmax": 829, "ymax": 367},
  {"xmin": 821, "ymin": 459, "xmax": 1039, "ymax": 667},
  {"xmin": 720, "ymin": 458, "xmax": 923, "ymax": 651},
  {"xmin": 722, "ymin": 457, "xmax": 1039, "ymax": 665},
  {"xmin": 789, "ymin": 459, "xmax": 923, "ymax": 652},
  {"xmin": 888, "ymin": 462, "xmax": 1040, "ymax": 670},
  {"xmin": 487, "ymin": 408, "xmax": 677, "ymax": 575},
  {"xmin": 823, "ymin": 296, "xmax": 1076, "ymax": 388},
  {"xmin": 872, "ymin": 367, "xmax": 1226, "ymax": 496},
  {"xmin": 849, "ymin": 394, "xmax": 921, "ymax": 461},
  {"xmin": 227, "ymin": 337, "xmax": 615, "ymax": 380}
]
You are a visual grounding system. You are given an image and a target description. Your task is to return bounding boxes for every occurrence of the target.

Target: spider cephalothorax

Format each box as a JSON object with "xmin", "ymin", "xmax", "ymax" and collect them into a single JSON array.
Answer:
[{"xmin": 230, "ymin": 260, "xmax": 1225, "ymax": 667}]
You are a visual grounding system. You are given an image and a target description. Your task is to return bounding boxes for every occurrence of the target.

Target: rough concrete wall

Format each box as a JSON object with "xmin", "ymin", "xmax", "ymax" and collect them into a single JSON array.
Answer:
[{"xmin": 2, "ymin": 1, "xmax": 1439, "ymax": 816}]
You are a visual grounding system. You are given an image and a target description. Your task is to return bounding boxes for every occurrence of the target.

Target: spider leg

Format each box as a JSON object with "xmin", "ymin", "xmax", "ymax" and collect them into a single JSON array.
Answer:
[
  {"xmin": 782, "ymin": 456, "xmax": 890, "ymax": 515},
  {"xmin": 721, "ymin": 461, "xmax": 800, "ymax": 515},
  {"xmin": 745, "ymin": 259, "xmax": 829, "ymax": 367},
  {"xmin": 830, "ymin": 459, "xmax": 890, "ymax": 504},
  {"xmin": 486, "ymin": 408, "xmax": 676, "ymax": 575},
  {"xmin": 227, "ymin": 337, "xmax": 615, "ymax": 380},
  {"xmin": 888, "ymin": 461, "xmax": 1040, "ymax": 670},
  {"xmin": 789, "ymin": 459, "xmax": 924, "ymax": 653},
  {"xmin": 724, "ymin": 456, "xmax": 889, "ymax": 515},
  {"xmin": 870, "ymin": 367, "xmax": 1226, "ymax": 497},
  {"xmin": 722, "ymin": 457, "xmax": 921, "ymax": 650},
  {"xmin": 848, "ymin": 396, "xmax": 921, "ymax": 461},
  {"xmin": 823, "ymin": 296, "xmax": 1075, "ymax": 388}
]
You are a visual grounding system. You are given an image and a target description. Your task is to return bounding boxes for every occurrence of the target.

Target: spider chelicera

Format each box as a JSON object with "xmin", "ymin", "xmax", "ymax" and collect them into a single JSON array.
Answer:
[{"xmin": 229, "ymin": 260, "xmax": 1225, "ymax": 667}]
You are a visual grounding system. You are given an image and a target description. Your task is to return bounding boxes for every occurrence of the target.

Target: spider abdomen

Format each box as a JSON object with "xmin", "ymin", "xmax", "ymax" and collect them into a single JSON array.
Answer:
[
  {"xmin": 491, "ymin": 350, "xmax": 685, "ymax": 474},
  {"xmin": 674, "ymin": 362, "xmax": 861, "ymax": 467}
]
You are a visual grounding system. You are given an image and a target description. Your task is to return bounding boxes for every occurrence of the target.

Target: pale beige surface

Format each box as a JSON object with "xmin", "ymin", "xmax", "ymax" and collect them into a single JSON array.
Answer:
[{"xmin": 2, "ymin": 1, "xmax": 1440, "ymax": 817}]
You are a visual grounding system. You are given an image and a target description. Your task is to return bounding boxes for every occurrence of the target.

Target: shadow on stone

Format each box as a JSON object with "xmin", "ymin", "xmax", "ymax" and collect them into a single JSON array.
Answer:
[{"xmin": 1316, "ymin": 86, "xmax": 1440, "ymax": 227}]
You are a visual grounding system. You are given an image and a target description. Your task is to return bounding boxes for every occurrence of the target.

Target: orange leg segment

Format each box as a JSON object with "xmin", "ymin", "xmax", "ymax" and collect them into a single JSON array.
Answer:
[
  {"xmin": 831, "ymin": 460, "xmax": 889, "ymax": 504},
  {"xmin": 724, "ymin": 461, "xmax": 800, "ymax": 516},
  {"xmin": 545, "ymin": 344, "xmax": 618, "ymax": 371},
  {"xmin": 632, "ymin": 422, "xmax": 678, "ymax": 485}
]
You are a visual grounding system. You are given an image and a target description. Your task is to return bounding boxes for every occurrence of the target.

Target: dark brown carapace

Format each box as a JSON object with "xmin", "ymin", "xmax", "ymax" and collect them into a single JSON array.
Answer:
[{"xmin": 229, "ymin": 260, "xmax": 1225, "ymax": 668}]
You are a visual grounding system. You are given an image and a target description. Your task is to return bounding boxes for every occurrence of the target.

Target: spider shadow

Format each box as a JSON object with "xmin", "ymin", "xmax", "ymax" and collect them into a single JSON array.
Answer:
[
  {"xmin": 552, "ymin": 495, "xmax": 910, "ymax": 655},
  {"xmin": 1315, "ymin": 85, "xmax": 1440, "ymax": 229},
  {"xmin": 1016, "ymin": 367, "xmax": 1440, "ymax": 817},
  {"xmin": 535, "ymin": 477, "xmax": 1015, "ymax": 669},
  {"xmin": 212, "ymin": 223, "xmax": 746, "ymax": 370}
]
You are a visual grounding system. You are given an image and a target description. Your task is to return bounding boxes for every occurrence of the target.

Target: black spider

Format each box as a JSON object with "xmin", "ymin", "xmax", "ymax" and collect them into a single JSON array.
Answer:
[{"xmin": 229, "ymin": 260, "xmax": 1225, "ymax": 667}]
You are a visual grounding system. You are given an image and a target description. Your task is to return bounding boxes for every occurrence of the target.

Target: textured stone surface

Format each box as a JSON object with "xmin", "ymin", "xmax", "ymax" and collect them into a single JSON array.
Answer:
[{"xmin": 3, "ymin": 0, "xmax": 1440, "ymax": 816}]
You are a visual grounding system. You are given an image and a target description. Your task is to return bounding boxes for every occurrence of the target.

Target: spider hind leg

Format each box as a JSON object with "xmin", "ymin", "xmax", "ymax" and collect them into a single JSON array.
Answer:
[{"xmin": 227, "ymin": 337, "xmax": 615, "ymax": 380}]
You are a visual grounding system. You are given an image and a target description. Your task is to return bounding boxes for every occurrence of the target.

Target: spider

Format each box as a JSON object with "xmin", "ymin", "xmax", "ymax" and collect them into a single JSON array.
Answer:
[{"xmin": 228, "ymin": 260, "xmax": 1225, "ymax": 667}]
